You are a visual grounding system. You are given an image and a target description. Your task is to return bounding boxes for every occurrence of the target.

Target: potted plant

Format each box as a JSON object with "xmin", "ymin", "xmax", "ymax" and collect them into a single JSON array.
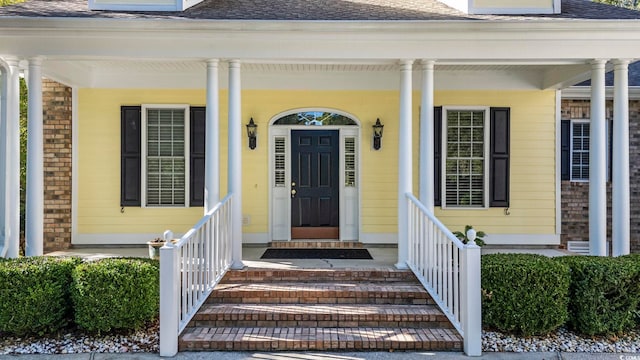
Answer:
[
  {"xmin": 146, "ymin": 237, "xmax": 165, "ymax": 260},
  {"xmin": 453, "ymin": 225, "xmax": 486, "ymax": 246}
]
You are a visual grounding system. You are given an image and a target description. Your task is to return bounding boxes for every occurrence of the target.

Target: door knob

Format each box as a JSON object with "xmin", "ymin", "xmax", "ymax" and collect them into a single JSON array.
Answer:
[
  {"xmin": 291, "ymin": 189, "xmax": 297, "ymax": 195},
  {"xmin": 291, "ymin": 182, "xmax": 296, "ymax": 186}
]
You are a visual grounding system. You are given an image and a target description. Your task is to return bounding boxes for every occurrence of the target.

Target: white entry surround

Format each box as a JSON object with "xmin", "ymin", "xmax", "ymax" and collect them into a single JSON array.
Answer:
[{"xmin": 269, "ymin": 109, "xmax": 360, "ymax": 242}]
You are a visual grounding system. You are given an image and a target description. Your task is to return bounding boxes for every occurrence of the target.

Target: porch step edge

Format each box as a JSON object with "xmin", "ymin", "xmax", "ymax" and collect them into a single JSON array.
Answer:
[
  {"xmin": 221, "ymin": 268, "xmax": 418, "ymax": 283},
  {"xmin": 269, "ymin": 240, "xmax": 363, "ymax": 249},
  {"xmin": 179, "ymin": 327, "xmax": 463, "ymax": 351},
  {"xmin": 189, "ymin": 303, "xmax": 452, "ymax": 328},
  {"xmin": 207, "ymin": 282, "xmax": 434, "ymax": 305}
]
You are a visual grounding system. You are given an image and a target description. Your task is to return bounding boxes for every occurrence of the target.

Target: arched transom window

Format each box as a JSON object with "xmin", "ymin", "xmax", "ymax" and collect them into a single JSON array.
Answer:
[{"xmin": 273, "ymin": 111, "xmax": 358, "ymax": 126}]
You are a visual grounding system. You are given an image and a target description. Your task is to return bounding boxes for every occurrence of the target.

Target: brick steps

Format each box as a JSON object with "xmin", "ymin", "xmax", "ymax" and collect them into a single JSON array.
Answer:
[
  {"xmin": 206, "ymin": 282, "xmax": 434, "ymax": 305},
  {"xmin": 180, "ymin": 327, "xmax": 462, "ymax": 351},
  {"xmin": 269, "ymin": 240, "xmax": 363, "ymax": 248},
  {"xmin": 189, "ymin": 303, "xmax": 453, "ymax": 328},
  {"xmin": 180, "ymin": 268, "xmax": 462, "ymax": 352},
  {"xmin": 221, "ymin": 268, "xmax": 418, "ymax": 283}
]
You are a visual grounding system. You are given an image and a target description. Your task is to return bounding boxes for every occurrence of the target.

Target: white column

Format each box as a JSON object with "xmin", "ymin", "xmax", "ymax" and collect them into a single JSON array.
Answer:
[
  {"xmin": 25, "ymin": 58, "xmax": 44, "ymax": 256},
  {"xmin": 396, "ymin": 60, "xmax": 413, "ymax": 269},
  {"xmin": 419, "ymin": 60, "xmax": 435, "ymax": 211},
  {"xmin": 3, "ymin": 59, "xmax": 20, "ymax": 258},
  {"xmin": 204, "ymin": 59, "xmax": 220, "ymax": 213},
  {"xmin": 228, "ymin": 60, "xmax": 244, "ymax": 269},
  {"xmin": 159, "ymin": 242, "xmax": 179, "ymax": 357},
  {"xmin": 589, "ymin": 59, "xmax": 608, "ymax": 256},
  {"xmin": 0, "ymin": 64, "xmax": 7, "ymax": 257},
  {"xmin": 612, "ymin": 59, "xmax": 630, "ymax": 256}
]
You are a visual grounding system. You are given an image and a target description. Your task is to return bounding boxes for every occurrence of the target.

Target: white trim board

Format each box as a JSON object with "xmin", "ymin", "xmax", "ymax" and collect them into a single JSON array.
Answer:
[
  {"xmin": 484, "ymin": 234, "xmax": 560, "ymax": 246},
  {"xmin": 73, "ymin": 232, "xmax": 560, "ymax": 246}
]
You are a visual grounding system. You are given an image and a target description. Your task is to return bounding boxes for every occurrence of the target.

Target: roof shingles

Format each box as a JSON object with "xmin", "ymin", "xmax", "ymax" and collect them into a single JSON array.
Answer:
[{"xmin": 1, "ymin": 0, "xmax": 640, "ymax": 21}]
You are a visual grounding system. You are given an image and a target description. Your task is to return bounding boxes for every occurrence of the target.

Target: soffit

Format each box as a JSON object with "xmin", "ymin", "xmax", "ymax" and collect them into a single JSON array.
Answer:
[
  {"xmin": 42, "ymin": 59, "xmax": 580, "ymax": 90},
  {"xmin": 57, "ymin": 60, "xmax": 552, "ymax": 73}
]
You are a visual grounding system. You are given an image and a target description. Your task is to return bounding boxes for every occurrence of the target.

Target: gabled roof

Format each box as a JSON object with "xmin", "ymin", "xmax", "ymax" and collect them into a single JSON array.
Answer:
[{"xmin": 1, "ymin": 0, "xmax": 640, "ymax": 20}]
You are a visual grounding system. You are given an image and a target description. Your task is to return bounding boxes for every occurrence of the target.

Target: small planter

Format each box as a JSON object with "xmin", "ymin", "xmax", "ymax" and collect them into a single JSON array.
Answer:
[{"xmin": 147, "ymin": 240, "xmax": 165, "ymax": 260}]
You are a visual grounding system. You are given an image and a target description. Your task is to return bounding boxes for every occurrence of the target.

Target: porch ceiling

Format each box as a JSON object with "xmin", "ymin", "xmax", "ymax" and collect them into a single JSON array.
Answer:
[{"xmin": 42, "ymin": 59, "xmax": 591, "ymax": 90}]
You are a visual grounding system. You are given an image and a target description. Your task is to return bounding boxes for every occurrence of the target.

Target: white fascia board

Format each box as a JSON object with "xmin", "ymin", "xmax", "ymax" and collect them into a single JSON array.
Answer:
[
  {"xmin": 88, "ymin": 0, "xmax": 203, "ymax": 11},
  {"xmin": 89, "ymin": 3, "xmax": 180, "ymax": 11},
  {"xmin": 3, "ymin": 20, "xmax": 640, "ymax": 61},
  {"xmin": 562, "ymin": 86, "xmax": 640, "ymax": 100},
  {"xmin": 468, "ymin": 7, "xmax": 555, "ymax": 15}
]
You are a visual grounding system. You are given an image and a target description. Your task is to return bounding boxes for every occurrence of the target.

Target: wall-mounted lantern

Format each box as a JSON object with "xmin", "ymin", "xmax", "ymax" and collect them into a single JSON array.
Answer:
[
  {"xmin": 372, "ymin": 118, "xmax": 384, "ymax": 150},
  {"xmin": 246, "ymin": 118, "xmax": 257, "ymax": 150}
]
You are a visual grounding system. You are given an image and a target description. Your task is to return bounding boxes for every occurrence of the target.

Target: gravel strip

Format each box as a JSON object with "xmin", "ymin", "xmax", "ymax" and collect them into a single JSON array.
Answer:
[
  {"xmin": 0, "ymin": 322, "xmax": 159, "ymax": 355},
  {"xmin": 1, "ymin": 324, "xmax": 639, "ymax": 354},
  {"xmin": 483, "ymin": 328, "xmax": 640, "ymax": 353}
]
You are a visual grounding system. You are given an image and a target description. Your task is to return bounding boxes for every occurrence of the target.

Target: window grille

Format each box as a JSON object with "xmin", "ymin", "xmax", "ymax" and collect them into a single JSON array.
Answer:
[
  {"xmin": 444, "ymin": 110, "xmax": 485, "ymax": 207},
  {"xmin": 146, "ymin": 108, "xmax": 186, "ymax": 206},
  {"xmin": 345, "ymin": 137, "xmax": 356, "ymax": 187},
  {"xmin": 571, "ymin": 122, "xmax": 590, "ymax": 181},
  {"xmin": 274, "ymin": 137, "xmax": 286, "ymax": 187}
]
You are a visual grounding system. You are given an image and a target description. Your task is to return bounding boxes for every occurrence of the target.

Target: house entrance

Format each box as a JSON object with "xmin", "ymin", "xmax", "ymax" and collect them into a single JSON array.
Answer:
[
  {"xmin": 270, "ymin": 110, "xmax": 359, "ymax": 242},
  {"xmin": 291, "ymin": 130, "xmax": 340, "ymax": 239}
]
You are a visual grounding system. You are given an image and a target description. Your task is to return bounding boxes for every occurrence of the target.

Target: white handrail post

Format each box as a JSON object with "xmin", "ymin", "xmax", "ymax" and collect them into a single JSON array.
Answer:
[
  {"xmin": 462, "ymin": 244, "xmax": 482, "ymax": 356},
  {"xmin": 159, "ymin": 237, "xmax": 180, "ymax": 357}
]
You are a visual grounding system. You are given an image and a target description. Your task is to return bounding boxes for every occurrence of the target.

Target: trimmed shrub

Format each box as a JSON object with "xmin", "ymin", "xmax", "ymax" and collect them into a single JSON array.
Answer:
[
  {"xmin": 482, "ymin": 253, "xmax": 570, "ymax": 336},
  {"xmin": 71, "ymin": 257, "xmax": 159, "ymax": 333},
  {"xmin": 0, "ymin": 256, "xmax": 81, "ymax": 336},
  {"xmin": 555, "ymin": 255, "xmax": 640, "ymax": 335}
]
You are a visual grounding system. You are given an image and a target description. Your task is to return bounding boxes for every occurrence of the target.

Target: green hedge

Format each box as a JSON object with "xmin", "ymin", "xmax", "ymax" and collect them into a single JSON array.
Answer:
[
  {"xmin": 0, "ymin": 256, "xmax": 81, "ymax": 336},
  {"xmin": 71, "ymin": 258, "xmax": 159, "ymax": 333},
  {"xmin": 481, "ymin": 253, "xmax": 570, "ymax": 336},
  {"xmin": 555, "ymin": 255, "xmax": 640, "ymax": 335}
]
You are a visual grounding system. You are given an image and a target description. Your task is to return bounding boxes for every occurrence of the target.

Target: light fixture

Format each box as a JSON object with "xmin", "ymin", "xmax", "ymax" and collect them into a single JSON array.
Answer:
[
  {"xmin": 372, "ymin": 118, "xmax": 384, "ymax": 150},
  {"xmin": 246, "ymin": 118, "xmax": 257, "ymax": 150}
]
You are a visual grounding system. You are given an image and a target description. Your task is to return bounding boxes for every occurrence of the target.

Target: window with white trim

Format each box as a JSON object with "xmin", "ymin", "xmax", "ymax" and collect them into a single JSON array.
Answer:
[
  {"xmin": 570, "ymin": 120, "xmax": 590, "ymax": 181},
  {"xmin": 143, "ymin": 106, "xmax": 189, "ymax": 207},
  {"xmin": 345, "ymin": 137, "xmax": 357, "ymax": 187},
  {"xmin": 274, "ymin": 137, "xmax": 286, "ymax": 187},
  {"xmin": 443, "ymin": 108, "xmax": 489, "ymax": 208},
  {"xmin": 566, "ymin": 119, "xmax": 612, "ymax": 182}
]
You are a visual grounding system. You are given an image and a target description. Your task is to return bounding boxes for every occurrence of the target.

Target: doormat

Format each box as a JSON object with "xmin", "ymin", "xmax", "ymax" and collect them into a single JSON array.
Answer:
[{"xmin": 260, "ymin": 248, "xmax": 373, "ymax": 260}]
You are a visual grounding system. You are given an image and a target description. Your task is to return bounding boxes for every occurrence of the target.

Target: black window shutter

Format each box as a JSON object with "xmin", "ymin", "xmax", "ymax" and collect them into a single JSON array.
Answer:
[
  {"xmin": 490, "ymin": 107, "xmax": 510, "ymax": 207},
  {"xmin": 120, "ymin": 106, "xmax": 142, "ymax": 207},
  {"xmin": 434, "ymin": 107, "xmax": 443, "ymax": 206},
  {"xmin": 560, "ymin": 120, "xmax": 570, "ymax": 181},
  {"xmin": 190, "ymin": 107, "xmax": 206, "ymax": 207}
]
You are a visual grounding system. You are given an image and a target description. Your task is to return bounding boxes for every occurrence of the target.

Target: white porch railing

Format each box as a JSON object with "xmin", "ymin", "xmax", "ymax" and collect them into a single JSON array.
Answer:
[
  {"xmin": 405, "ymin": 193, "xmax": 482, "ymax": 356},
  {"xmin": 159, "ymin": 194, "xmax": 233, "ymax": 357}
]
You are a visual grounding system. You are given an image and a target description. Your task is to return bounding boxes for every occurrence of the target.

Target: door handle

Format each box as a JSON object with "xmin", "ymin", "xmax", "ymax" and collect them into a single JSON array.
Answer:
[{"xmin": 291, "ymin": 189, "xmax": 297, "ymax": 198}]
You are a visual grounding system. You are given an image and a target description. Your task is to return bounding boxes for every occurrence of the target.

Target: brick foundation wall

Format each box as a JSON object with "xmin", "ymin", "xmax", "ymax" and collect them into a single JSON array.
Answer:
[
  {"xmin": 42, "ymin": 79, "xmax": 72, "ymax": 252},
  {"xmin": 560, "ymin": 99, "xmax": 640, "ymax": 253}
]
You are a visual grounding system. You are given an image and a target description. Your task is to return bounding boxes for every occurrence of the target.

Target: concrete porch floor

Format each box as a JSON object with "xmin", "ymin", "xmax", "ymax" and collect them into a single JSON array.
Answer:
[{"xmin": 46, "ymin": 245, "xmax": 571, "ymax": 268}]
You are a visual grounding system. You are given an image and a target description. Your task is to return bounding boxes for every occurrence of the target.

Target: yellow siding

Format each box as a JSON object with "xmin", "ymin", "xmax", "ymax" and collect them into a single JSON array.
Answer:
[
  {"xmin": 432, "ymin": 90, "xmax": 557, "ymax": 235},
  {"xmin": 77, "ymin": 88, "xmax": 557, "ymax": 239}
]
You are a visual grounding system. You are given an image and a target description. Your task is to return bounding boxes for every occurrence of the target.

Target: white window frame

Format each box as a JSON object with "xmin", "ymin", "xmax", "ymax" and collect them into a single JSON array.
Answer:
[
  {"xmin": 569, "ymin": 118, "xmax": 611, "ymax": 183},
  {"xmin": 441, "ymin": 106, "xmax": 490, "ymax": 209},
  {"xmin": 569, "ymin": 119, "xmax": 590, "ymax": 182},
  {"xmin": 141, "ymin": 104, "xmax": 190, "ymax": 208}
]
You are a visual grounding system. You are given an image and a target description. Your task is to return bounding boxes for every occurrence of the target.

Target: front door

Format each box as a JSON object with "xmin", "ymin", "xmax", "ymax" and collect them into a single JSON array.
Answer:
[{"xmin": 291, "ymin": 130, "xmax": 339, "ymax": 239}]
